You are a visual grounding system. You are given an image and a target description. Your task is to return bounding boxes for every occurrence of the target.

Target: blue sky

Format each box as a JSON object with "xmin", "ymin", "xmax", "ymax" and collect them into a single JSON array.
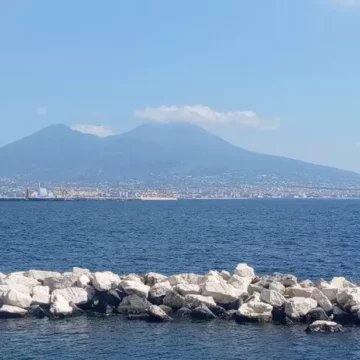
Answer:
[{"xmin": 1, "ymin": 0, "xmax": 360, "ymax": 171}]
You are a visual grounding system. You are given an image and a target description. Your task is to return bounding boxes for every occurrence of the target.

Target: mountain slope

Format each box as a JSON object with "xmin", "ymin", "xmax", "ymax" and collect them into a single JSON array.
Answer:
[{"xmin": 0, "ymin": 123, "xmax": 358, "ymax": 184}]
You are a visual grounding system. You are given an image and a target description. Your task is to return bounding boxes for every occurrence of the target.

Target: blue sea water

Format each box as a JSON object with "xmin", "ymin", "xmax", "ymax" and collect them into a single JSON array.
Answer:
[{"xmin": 1, "ymin": 199, "xmax": 360, "ymax": 359}]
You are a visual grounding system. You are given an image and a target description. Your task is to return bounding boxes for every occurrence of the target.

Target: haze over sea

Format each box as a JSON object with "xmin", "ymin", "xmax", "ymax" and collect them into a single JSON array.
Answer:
[{"xmin": 1, "ymin": 199, "xmax": 360, "ymax": 359}]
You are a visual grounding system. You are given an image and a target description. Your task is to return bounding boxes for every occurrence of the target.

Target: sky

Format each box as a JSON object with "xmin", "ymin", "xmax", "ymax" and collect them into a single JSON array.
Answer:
[{"xmin": 1, "ymin": 0, "xmax": 360, "ymax": 172}]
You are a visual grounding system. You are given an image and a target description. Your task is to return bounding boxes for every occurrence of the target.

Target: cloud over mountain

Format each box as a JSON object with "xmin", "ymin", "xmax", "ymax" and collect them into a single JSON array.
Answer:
[
  {"xmin": 134, "ymin": 105, "xmax": 279, "ymax": 131},
  {"xmin": 71, "ymin": 124, "xmax": 115, "ymax": 137}
]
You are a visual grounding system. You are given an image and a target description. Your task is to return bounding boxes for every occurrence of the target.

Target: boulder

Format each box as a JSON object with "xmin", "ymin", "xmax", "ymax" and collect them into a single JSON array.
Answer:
[
  {"xmin": 92, "ymin": 272, "xmax": 121, "ymax": 291},
  {"xmin": 76, "ymin": 274, "xmax": 91, "ymax": 288},
  {"xmin": 321, "ymin": 287, "xmax": 338, "ymax": 302},
  {"xmin": 284, "ymin": 297, "xmax": 318, "ymax": 319},
  {"xmin": 28, "ymin": 305, "xmax": 49, "ymax": 319},
  {"xmin": 120, "ymin": 280, "xmax": 150, "ymax": 298},
  {"xmin": 0, "ymin": 305, "xmax": 27, "ymax": 318},
  {"xmin": 163, "ymin": 290, "xmax": 185, "ymax": 310},
  {"xmin": 234, "ymin": 264, "xmax": 255, "ymax": 278},
  {"xmin": 50, "ymin": 294, "xmax": 73, "ymax": 317},
  {"xmin": 311, "ymin": 288, "xmax": 332, "ymax": 313},
  {"xmin": 43, "ymin": 275, "xmax": 78, "ymax": 292},
  {"xmin": 228, "ymin": 275, "xmax": 252, "ymax": 293},
  {"xmin": 223, "ymin": 309, "xmax": 237, "ymax": 320},
  {"xmin": 166, "ymin": 273, "xmax": 203, "ymax": 286},
  {"xmin": 102, "ymin": 290, "xmax": 123, "ymax": 308},
  {"xmin": 337, "ymin": 288, "xmax": 360, "ymax": 308},
  {"xmin": 52, "ymin": 287, "xmax": 90, "ymax": 305},
  {"xmin": 122, "ymin": 274, "xmax": 144, "ymax": 283},
  {"xmin": 208, "ymin": 304, "xmax": 227, "ymax": 317},
  {"xmin": 260, "ymin": 289, "xmax": 286, "ymax": 308},
  {"xmin": 31, "ymin": 286, "xmax": 50, "ymax": 305},
  {"xmin": 0, "ymin": 284, "xmax": 30, "ymax": 295},
  {"xmin": 269, "ymin": 281, "xmax": 285, "ymax": 295},
  {"xmin": 306, "ymin": 307, "xmax": 330, "ymax": 322},
  {"xmin": 175, "ymin": 307, "xmax": 192, "ymax": 317},
  {"xmin": 248, "ymin": 283, "xmax": 264, "ymax": 295},
  {"xmin": 149, "ymin": 281, "xmax": 172, "ymax": 299},
  {"xmin": 300, "ymin": 280, "xmax": 314, "ymax": 288},
  {"xmin": 72, "ymin": 267, "xmax": 92, "ymax": 277},
  {"xmin": 305, "ymin": 320, "xmax": 344, "ymax": 333},
  {"xmin": 2, "ymin": 289, "xmax": 32, "ymax": 308},
  {"xmin": 201, "ymin": 282, "xmax": 241, "ymax": 304},
  {"xmin": 285, "ymin": 286, "xmax": 314, "ymax": 298},
  {"xmin": 117, "ymin": 294, "xmax": 152, "ymax": 315},
  {"xmin": 191, "ymin": 304, "xmax": 216, "ymax": 320},
  {"xmin": 159, "ymin": 305, "xmax": 173, "ymax": 315},
  {"xmin": 333, "ymin": 305, "xmax": 352, "ymax": 323},
  {"xmin": 175, "ymin": 284, "xmax": 201, "ymax": 296},
  {"xmin": 317, "ymin": 278, "xmax": 330, "ymax": 289},
  {"xmin": 220, "ymin": 271, "xmax": 231, "ymax": 281},
  {"xmin": 330, "ymin": 277, "xmax": 356, "ymax": 289},
  {"xmin": 146, "ymin": 305, "xmax": 173, "ymax": 322},
  {"xmin": 261, "ymin": 273, "xmax": 297, "ymax": 287},
  {"xmin": 2, "ymin": 274, "xmax": 40, "ymax": 290},
  {"xmin": 144, "ymin": 272, "xmax": 167, "ymax": 287},
  {"xmin": 25, "ymin": 270, "xmax": 61, "ymax": 282},
  {"xmin": 236, "ymin": 300, "xmax": 273, "ymax": 322},
  {"xmin": 0, "ymin": 273, "xmax": 5, "ymax": 280},
  {"xmin": 184, "ymin": 294, "xmax": 216, "ymax": 309}
]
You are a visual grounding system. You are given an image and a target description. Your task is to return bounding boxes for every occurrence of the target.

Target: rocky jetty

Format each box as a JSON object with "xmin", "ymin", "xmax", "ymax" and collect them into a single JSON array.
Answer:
[{"xmin": 0, "ymin": 265, "xmax": 358, "ymax": 332}]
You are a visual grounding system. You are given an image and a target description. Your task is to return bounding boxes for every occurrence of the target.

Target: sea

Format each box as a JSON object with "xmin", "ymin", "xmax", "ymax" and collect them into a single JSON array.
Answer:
[{"xmin": 1, "ymin": 199, "xmax": 360, "ymax": 360}]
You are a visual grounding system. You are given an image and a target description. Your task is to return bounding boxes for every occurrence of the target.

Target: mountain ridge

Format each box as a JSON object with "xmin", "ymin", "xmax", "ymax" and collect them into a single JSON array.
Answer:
[{"xmin": 0, "ymin": 123, "xmax": 358, "ymax": 183}]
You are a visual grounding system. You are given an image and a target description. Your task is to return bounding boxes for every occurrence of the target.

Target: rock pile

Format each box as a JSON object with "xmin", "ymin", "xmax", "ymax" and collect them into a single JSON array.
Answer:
[{"xmin": 0, "ymin": 265, "xmax": 358, "ymax": 332}]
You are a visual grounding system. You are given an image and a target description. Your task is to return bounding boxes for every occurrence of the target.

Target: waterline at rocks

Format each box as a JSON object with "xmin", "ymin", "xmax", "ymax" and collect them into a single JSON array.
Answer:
[{"xmin": 0, "ymin": 264, "xmax": 358, "ymax": 333}]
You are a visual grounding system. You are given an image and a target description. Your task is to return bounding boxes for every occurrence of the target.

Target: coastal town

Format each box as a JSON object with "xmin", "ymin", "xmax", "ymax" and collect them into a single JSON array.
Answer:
[{"xmin": 1, "ymin": 176, "xmax": 360, "ymax": 200}]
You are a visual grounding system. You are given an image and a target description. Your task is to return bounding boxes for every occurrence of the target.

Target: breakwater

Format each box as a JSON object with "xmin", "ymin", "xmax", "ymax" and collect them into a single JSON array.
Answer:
[{"xmin": 0, "ymin": 264, "xmax": 357, "ymax": 333}]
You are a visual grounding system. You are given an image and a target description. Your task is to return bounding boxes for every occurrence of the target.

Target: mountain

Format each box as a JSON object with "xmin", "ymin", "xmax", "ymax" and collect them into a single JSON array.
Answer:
[{"xmin": 0, "ymin": 122, "xmax": 358, "ymax": 184}]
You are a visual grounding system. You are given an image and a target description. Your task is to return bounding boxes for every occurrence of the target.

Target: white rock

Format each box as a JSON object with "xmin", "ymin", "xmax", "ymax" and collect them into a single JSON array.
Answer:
[
  {"xmin": 234, "ymin": 264, "xmax": 255, "ymax": 278},
  {"xmin": 163, "ymin": 290, "xmax": 185, "ymax": 309},
  {"xmin": 122, "ymin": 274, "xmax": 144, "ymax": 283},
  {"xmin": 175, "ymin": 284, "xmax": 201, "ymax": 296},
  {"xmin": 300, "ymin": 280, "xmax": 314, "ymax": 288},
  {"xmin": 184, "ymin": 294, "xmax": 216, "ymax": 309},
  {"xmin": 31, "ymin": 286, "xmax": 50, "ymax": 305},
  {"xmin": 43, "ymin": 275, "xmax": 78, "ymax": 292},
  {"xmin": 3, "ymin": 274, "xmax": 40, "ymax": 290},
  {"xmin": 260, "ymin": 289, "xmax": 286, "ymax": 308},
  {"xmin": 228, "ymin": 275, "xmax": 252, "ymax": 293},
  {"xmin": 52, "ymin": 287, "xmax": 90, "ymax": 305},
  {"xmin": 285, "ymin": 286, "xmax": 314, "ymax": 298},
  {"xmin": 76, "ymin": 274, "xmax": 91, "ymax": 288},
  {"xmin": 330, "ymin": 277, "xmax": 356, "ymax": 289},
  {"xmin": 201, "ymin": 281, "xmax": 242, "ymax": 304},
  {"xmin": 72, "ymin": 267, "xmax": 92, "ymax": 277},
  {"xmin": 0, "ymin": 273, "xmax": 6, "ymax": 281},
  {"xmin": 202, "ymin": 271, "xmax": 224, "ymax": 284},
  {"xmin": 120, "ymin": 280, "xmax": 150, "ymax": 298},
  {"xmin": 337, "ymin": 288, "xmax": 360, "ymax": 308},
  {"xmin": 321, "ymin": 287, "xmax": 338, "ymax": 302},
  {"xmin": 318, "ymin": 278, "xmax": 330, "ymax": 289},
  {"xmin": 144, "ymin": 272, "xmax": 167, "ymax": 286},
  {"xmin": 149, "ymin": 281, "xmax": 172, "ymax": 299},
  {"xmin": 311, "ymin": 288, "xmax": 332, "ymax": 312},
  {"xmin": 25, "ymin": 270, "xmax": 61, "ymax": 282},
  {"xmin": 269, "ymin": 281, "xmax": 285, "ymax": 295},
  {"xmin": 166, "ymin": 273, "xmax": 204, "ymax": 286},
  {"xmin": 92, "ymin": 272, "xmax": 121, "ymax": 291},
  {"xmin": 0, "ymin": 305, "xmax": 27, "ymax": 317},
  {"xmin": 50, "ymin": 294, "xmax": 73, "ymax": 316},
  {"xmin": 220, "ymin": 271, "xmax": 231, "ymax": 281},
  {"xmin": 0, "ymin": 284, "xmax": 30, "ymax": 295},
  {"xmin": 2, "ymin": 289, "xmax": 32, "ymax": 308},
  {"xmin": 237, "ymin": 300, "xmax": 273, "ymax": 321},
  {"xmin": 284, "ymin": 297, "xmax": 318, "ymax": 318},
  {"xmin": 248, "ymin": 283, "xmax": 264, "ymax": 295}
]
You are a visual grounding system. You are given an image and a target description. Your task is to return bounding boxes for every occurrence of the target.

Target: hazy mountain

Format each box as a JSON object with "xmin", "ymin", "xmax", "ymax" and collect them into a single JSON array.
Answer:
[{"xmin": 0, "ymin": 123, "xmax": 358, "ymax": 184}]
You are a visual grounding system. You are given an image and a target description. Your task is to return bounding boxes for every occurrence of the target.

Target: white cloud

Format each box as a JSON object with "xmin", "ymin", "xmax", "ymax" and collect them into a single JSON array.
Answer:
[
  {"xmin": 71, "ymin": 124, "xmax": 115, "ymax": 137},
  {"xmin": 36, "ymin": 106, "xmax": 47, "ymax": 116},
  {"xmin": 134, "ymin": 105, "xmax": 279, "ymax": 131}
]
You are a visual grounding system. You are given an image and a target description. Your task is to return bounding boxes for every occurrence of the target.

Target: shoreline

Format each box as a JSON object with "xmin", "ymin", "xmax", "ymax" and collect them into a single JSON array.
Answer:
[{"xmin": 0, "ymin": 265, "xmax": 357, "ymax": 333}]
